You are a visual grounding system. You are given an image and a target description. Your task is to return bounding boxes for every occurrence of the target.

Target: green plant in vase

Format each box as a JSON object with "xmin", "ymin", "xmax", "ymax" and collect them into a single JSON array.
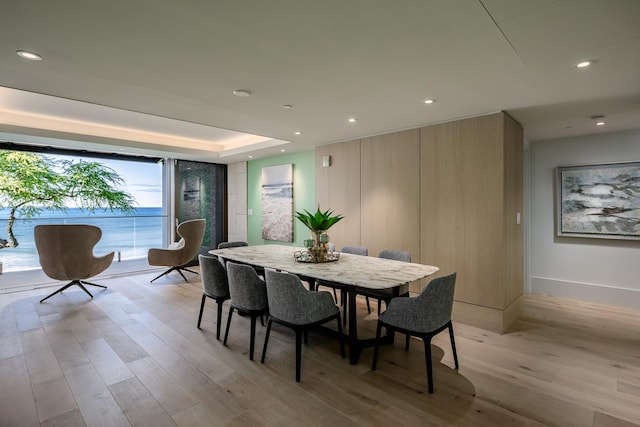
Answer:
[{"xmin": 295, "ymin": 206, "xmax": 344, "ymax": 261}]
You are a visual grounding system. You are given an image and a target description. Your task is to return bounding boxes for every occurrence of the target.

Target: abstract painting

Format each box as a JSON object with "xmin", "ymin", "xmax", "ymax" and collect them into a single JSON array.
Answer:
[
  {"xmin": 261, "ymin": 164, "xmax": 293, "ymax": 242},
  {"xmin": 556, "ymin": 162, "xmax": 640, "ymax": 240}
]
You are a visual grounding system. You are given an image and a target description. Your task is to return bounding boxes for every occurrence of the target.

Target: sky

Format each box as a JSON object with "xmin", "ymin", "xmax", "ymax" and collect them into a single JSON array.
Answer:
[{"xmin": 52, "ymin": 153, "xmax": 163, "ymax": 207}]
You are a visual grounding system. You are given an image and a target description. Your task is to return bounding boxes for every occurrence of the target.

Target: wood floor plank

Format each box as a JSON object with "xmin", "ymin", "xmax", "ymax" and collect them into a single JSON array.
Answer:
[
  {"xmin": 0, "ymin": 355, "xmax": 40, "ymax": 427},
  {"xmin": 109, "ymin": 377, "xmax": 176, "ymax": 427},
  {"xmin": 127, "ymin": 356, "xmax": 198, "ymax": 416},
  {"xmin": 32, "ymin": 376, "xmax": 77, "ymax": 423}
]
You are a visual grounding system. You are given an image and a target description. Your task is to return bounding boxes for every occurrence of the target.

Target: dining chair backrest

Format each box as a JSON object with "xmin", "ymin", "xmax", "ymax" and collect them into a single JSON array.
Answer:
[
  {"xmin": 217, "ymin": 241, "xmax": 249, "ymax": 249},
  {"xmin": 378, "ymin": 249, "xmax": 411, "ymax": 262},
  {"xmin": 341, "ymin": 246, "xmax": 368, "ymax": 256},
  {"xmin": 415, "ymin": 272, "xmax": 457, "ymax": 330},
  {"xmin": 226, "ymin": 261, "xmax": 267, "ymax": 311},
  {"xmin": 383, "ymin": 272, "xmax": 457, "ymax": 333},
  {"xmin": 198, "ymin": 254, "xmax": 229, "ymax": 299},
  {"xmin": 265, "ymin": 269, "xmax": 337, "ymax": 325}
]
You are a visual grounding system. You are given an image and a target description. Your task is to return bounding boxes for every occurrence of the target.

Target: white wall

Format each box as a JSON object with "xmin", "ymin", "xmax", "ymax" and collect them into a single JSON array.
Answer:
[
  {"xmin": 529, "ymin": 129, "xmax": 640, "ymax": 309},
  {"xmin": 226, "ymin": 161, "xmax": 248, "ymax": 243}
]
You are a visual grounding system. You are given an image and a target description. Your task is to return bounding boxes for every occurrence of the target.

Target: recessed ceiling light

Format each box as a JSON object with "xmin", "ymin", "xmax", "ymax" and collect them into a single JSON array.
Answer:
[
  {"xmin": 248, "ymin": 155, "xmax": 253, "ymax": 159},
  {"xmin": 575, "ymin": 60, "xmax": 594, "ymax": 69},
  {"xmin": 348, "ymin": 117, "xmax": 357, "ymax": 123},
  {"xmin": 424, "ymin": 99, "xmax": 436, "ymax": 104},
  {"xmin": 280, "ymin": 149, "xmax": 286, "ymax": 152},
  {"xmin": 233, "ymin": 89, "xmax": 251, "ymax": 97},
  {"xmin": 16, "ymin": 50, "xmax": 42, "ymax": 60},
  {"xmin": 294, "ymin": 131, "xmax": 302, "ymax": 135},
  {"xmin": 283, "ymin": 104, "xmax": 293, "ymax": 109},
  {"xmin": 596, "ymin": 121, "xmax": 606, "ymax": 126}
]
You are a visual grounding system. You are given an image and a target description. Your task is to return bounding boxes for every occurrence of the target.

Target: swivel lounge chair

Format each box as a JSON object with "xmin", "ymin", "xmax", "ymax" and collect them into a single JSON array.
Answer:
[
  {"xmin": 34, "ymin": 224, "xmax": 114, "ymax": 303},
  {"xmin": 148, "ymin": 218, "xmax": 206, "ymax": 283}
]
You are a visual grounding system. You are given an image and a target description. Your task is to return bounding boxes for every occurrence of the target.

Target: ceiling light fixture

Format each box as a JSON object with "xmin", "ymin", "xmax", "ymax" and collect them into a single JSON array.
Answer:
[
  {"xmin": 233, "ymin": 89, "xmax": 251, "ymax": 97},
  {"xmin": 575, "ymin": 60, "xmax": 594, "ymax": 69},
  {"xmin": 294, "ymin": 131, "xmax": 302, "ymax": 135},
  {"xmin": 424, "ymin": 98, "xmax": 436, "ymax": 104},
  {"xmin": 16, "ymin": 50, "xmax": 42, "ymax": 60},
  {"xmin": 590, "ymin": 114, "xmax": 606, "ymax": 126},
  {"xmin": 283, "ymin": 104, "xmax": 293, "ymax": 109},
  {"xmin": 348, "ymin": 117, "xmax": 357, "ymax": 123},
  {"xmin": 280, "ymin": 149, "xmax": 286, "ymax": 152}
]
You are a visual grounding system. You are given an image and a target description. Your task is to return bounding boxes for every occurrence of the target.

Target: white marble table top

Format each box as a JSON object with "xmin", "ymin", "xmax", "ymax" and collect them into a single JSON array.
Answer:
[{"xmin": 209, "ymin": 244, "xmax": 439, "ymax": 290}]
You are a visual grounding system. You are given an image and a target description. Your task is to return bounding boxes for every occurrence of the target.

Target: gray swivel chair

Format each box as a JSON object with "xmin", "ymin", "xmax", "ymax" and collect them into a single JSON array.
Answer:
[
  {"xmin": 148, "ymin": 218, "xmax": 206, "ymax": 283},
  {"xmin": 262, "ymin": 269, "xmax": 345, "ymax": 382},
  {"xmin": 197, "ymin": 254, "xmax": 230, "ymax": 339},
  {"xmin": 372, "ymin": 272, "xmax": 459, "ymax": 393},
  {"xmin": 217, "ymin": 241, "xmax": 248, "ymax": 249},
  {"xmin": 34, "ymin": 224, "xmax": 114, "ymax": 303},
  {"xmin": 223, "ymin": 261, "xmax": 268, "ymax": 360}
]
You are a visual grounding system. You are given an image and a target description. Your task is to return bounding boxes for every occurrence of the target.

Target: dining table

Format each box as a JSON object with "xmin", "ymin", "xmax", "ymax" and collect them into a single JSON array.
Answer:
[{"xmin": 209, "ymin": 244, "xmax": 439, "ymax": 364}]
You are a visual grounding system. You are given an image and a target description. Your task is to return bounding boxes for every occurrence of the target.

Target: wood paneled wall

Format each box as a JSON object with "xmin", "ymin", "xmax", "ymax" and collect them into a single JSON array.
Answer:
[
  {"xmin": 316, "ymin": 112, "xmax": 524, "ymax": 332},
  {"xmin": 315, "ymin": 139, "xmax": 362, "ymax": 249},
  {"xmin": 361, "ymin": 130, "xmax": 420, "ymax": 259}
]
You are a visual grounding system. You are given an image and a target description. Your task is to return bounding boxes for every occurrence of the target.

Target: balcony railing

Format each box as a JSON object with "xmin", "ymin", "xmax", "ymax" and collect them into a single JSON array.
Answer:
[{"xmin": 0, "ymin": 212, "xmax": 167, "ymax": 273}]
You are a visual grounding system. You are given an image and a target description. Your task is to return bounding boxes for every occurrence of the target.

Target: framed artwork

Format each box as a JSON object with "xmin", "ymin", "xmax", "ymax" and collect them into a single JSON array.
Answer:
[
  {"xmin": 556, "ymin": 161, "xmax": 640, "ymax": 240},
  {"xmin": 261, "ymin": 164, "xmax": 293, "ymax": 242}
]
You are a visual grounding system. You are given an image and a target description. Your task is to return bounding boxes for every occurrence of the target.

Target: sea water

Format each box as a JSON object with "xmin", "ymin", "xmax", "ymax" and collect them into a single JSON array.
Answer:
[{"xmin": 0, "ymin": 207, "xmax": 165, "ymax": 272}]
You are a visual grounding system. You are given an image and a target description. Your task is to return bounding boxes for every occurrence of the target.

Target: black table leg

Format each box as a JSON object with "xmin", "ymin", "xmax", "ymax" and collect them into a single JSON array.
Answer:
[{"xmin": 347, "ymin": 287, "xmax": 360, "ymax": 365}]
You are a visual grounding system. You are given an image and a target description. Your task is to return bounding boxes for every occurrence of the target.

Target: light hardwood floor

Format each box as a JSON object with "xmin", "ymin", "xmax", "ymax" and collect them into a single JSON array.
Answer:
[{"xmin": 1, "ymin": 270, "xmax": 639, "ymax": 427}]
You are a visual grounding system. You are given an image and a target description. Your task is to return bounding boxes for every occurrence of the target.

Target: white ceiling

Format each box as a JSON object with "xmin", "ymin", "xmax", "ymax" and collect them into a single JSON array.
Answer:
[{"xmin": 1, "ymin": 0, "xmax": 639, "ymax": 163}]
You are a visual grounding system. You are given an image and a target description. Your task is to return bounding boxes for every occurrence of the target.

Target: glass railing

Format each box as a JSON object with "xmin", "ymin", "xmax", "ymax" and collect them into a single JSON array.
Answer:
[{"xmin": 0, "ymin": 208, "xmax": 167, "ymax": 273}]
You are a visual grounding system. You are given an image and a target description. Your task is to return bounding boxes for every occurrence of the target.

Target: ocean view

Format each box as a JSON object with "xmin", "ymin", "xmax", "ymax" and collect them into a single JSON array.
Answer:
[{"xmin": 0, "ymin": 207, "xmax": 165, "ymax": 272}]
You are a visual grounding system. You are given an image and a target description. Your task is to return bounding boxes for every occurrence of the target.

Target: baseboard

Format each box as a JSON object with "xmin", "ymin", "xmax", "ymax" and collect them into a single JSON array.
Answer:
[
  {"xmin": 452, "ymin": 295, "xmax": 523, "ymax": 333},
  {"xmin": 530, "ymin": 277, "xmax": 640, "ymax": 310}
]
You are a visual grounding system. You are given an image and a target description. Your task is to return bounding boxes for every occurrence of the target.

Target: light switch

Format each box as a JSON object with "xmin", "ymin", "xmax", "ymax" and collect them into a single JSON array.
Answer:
[
  {"xmin": 516, "ymin": 212, "xmax": 521, "ymax": 224},
  {"xmin": 248, "ymin": 209, "xmax": 253, "ymax": 216}
]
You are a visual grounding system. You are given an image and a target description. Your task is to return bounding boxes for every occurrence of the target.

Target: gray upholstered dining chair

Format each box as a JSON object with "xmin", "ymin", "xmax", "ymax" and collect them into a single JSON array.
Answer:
[
  {"xmin": 317, "ymin": 245, "xmax": 368, "ymax": 305},
  {"xmin": 217, "ymin": 241, "xmax": 248, "ymax": 249},
  {"xmin": 262, "ymin": 269, "xmax": 345, "ymax": 382},
  {"xmin": 197, "ymin": 254, "xmax": 230, "ymax": 339},
  {"xmin": 34, "ymin": 224, "xmax": 114, "ymax": 303},
  {"xmin": 148, "ymin": 218, "xmax": 206, "ymax": 283},
  {"xmin": 372, "ymin": 272, "xmax": 458, "ymax": 393},
  {"xmin": 223, "ymin": 261, "xmax": 268, "ymax": 360},
  {"xmin": 359, "ymin": 249, "xmax": 412, "ymax": 315}
]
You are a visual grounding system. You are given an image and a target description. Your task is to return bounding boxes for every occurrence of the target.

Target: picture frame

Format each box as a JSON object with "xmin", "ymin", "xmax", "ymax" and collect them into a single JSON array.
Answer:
[
  {"xmin": 261, "ymin": 164, "xmax": 294, "ymax": 242},
  {"xmin": 556, "ymin": 161, "xmax": 640, "ymax": 240}
]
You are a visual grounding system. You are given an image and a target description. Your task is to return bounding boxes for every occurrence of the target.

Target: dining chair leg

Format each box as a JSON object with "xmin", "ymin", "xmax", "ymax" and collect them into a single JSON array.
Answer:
[
  {"xmin": 295, "ymin": 329, "xmax": 303, "ymax": 382},
  {"xmin": 197, "ymin": 295, "xmax": 206, "ymax": 329},
  {"xmin": 448, "ymin": 321, "xmax": 459, "ymax": 370},
  {"xmin": 405, "ymin": 333, "xmax": 411, "ymax": 350},
  {"xmin": 366, "ymin": 296, "xmax": 371, "ymax": 313},
  {"xmin": 371, "ymin": 321, "xmax": 384, "ymax": 371},
  {"xmin": 261, "ymin": 318, "xmax": 273, "ymax": 363},
  {"xmin": 223, "ymin": 307, "xmax": 234, "ymax": 346},
  {"xmin": 249, "ymin": 314, "xmax": 257, "ymax": 360},
  {"xmin": 423, "ymin": 337, "xmax": 434, "ymax": 394},
  {"xmin": 335, "ymin": 314, "xmax": 345, "ymax": 358},
  {"xmin": 215, "ymin": 300, "xmax": 224, "ymax": 340}
]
